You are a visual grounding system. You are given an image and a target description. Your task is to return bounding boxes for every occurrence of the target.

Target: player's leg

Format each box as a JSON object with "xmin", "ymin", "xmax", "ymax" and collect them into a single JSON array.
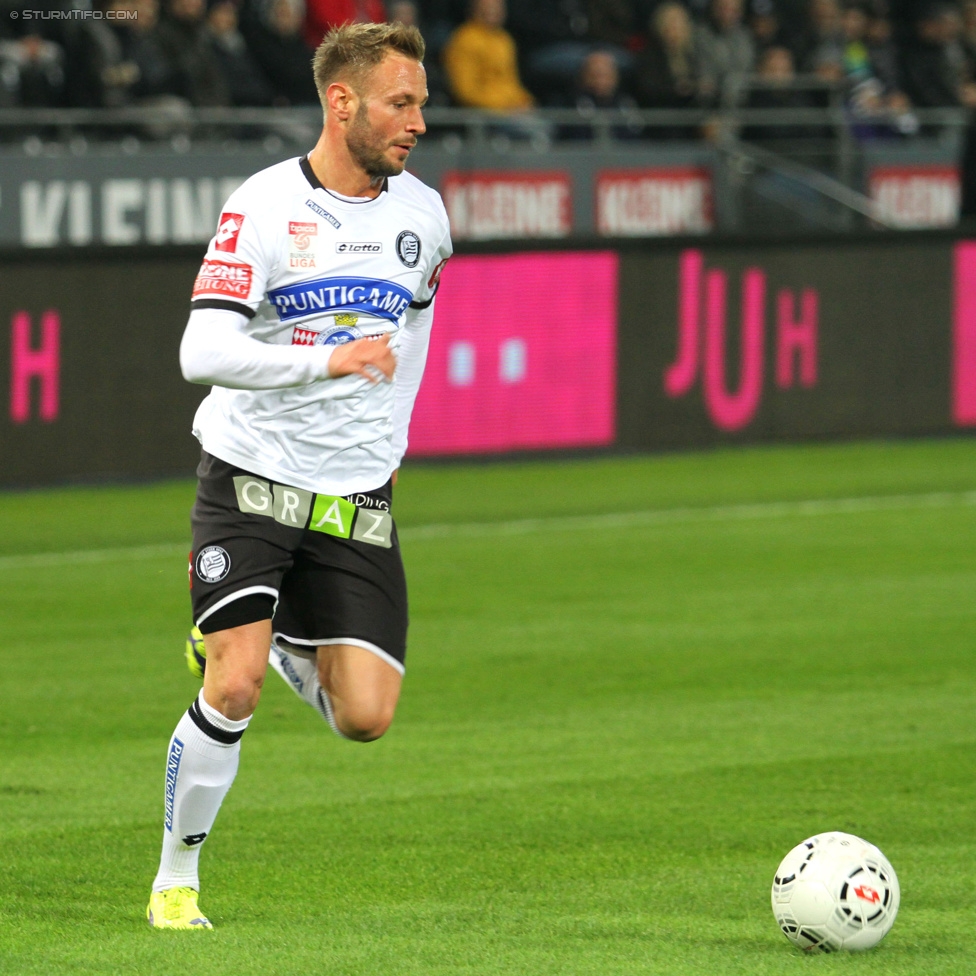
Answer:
[
  {"xmin": 315, "ymin": 642, "xmax": 402, "ymax": 741},
  {"xmin": 149, "ymin": 619, "xmax": 271, "ymax": 929},
  {"xmin": 149, "ymin": 452, "xmax": 295, "ymax": 930},
  {"xmin": 269, "ymin": 477, "xmax": 408, "ymax": 739},
  {"xmin": 202, "ymin": 619, "xmax": 271, "ymax": 719}
]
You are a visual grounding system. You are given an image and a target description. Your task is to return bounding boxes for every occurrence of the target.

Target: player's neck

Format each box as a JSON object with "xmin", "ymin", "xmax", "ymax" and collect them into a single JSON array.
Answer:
[{"xmin": 307, "ymin": 138, "xmax": 385, "ymax": 200}]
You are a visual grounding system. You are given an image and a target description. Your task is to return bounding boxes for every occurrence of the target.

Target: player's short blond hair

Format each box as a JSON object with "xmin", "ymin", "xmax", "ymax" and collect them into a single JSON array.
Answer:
[{"xmin": 313, "ymin": 22, "xmax": 426, "ymax": 103}]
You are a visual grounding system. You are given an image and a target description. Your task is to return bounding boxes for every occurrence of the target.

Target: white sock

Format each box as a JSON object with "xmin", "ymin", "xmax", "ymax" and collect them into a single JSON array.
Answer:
[
  {"xmin": 268, "ymin": 641, "xmax": 347, "ymax": 738},
  {"xmin": 152, "ymin": 690, "xmax": 250, "ymax": 892}
]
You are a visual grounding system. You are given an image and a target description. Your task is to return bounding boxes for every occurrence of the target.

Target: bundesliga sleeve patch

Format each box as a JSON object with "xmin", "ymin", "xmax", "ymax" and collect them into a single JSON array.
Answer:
[
  {"xmin": 193, "ymin": 259, "xmax": 253, "ymax": 300},
  {"xmin": 214, "ymin": 212, "xmax": 245, "ymax": 252}
]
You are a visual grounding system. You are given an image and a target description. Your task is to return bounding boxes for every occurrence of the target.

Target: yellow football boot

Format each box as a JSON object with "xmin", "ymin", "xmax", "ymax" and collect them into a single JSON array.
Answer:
[
  {"xmin": 146, "ymin": 887, "xmax": 213, "ymax": 930},
  {"xmin": 185, "ymin": 626, "xmax": 206, "ymax": 679}
]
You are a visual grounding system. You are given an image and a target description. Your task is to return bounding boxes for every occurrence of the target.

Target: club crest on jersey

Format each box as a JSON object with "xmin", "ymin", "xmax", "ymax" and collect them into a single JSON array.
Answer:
[
  {"xmin": 195, "ymin": 546, "xmax": 231, "ymax": 583},
  {"xmin": 396, "ymin": 230, "xmax": 421, "ymax": 267},
  {"xmin": 214, "ymin": 212, "xmax": 244, "ymax": 252},
  {"xmin": 292, "ymin": 323, "xmax": 364, "ymax": 346},
  {"xmin": 289, "ymin": 221, "xmax": 318, "ymax": 268}
]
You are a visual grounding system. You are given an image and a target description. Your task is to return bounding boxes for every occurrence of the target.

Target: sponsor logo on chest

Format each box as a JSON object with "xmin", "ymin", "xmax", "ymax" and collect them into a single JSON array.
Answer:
[
  {"xmin": 289, "ymin": 221, "xmax": 318, "ymax": 269},
  {"xmin": 337, "ymin": 242, "xmax": 383, "ymax": 253},
  {"xmin": 269, "ymin": 275, "xmax": 413, "ymax": 324}
]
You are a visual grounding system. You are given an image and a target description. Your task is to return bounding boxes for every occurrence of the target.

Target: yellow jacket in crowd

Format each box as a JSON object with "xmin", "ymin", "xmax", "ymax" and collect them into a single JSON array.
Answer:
[{"xmin": 442, "ymin": 21, "xmax": 535, "ymax": 111}]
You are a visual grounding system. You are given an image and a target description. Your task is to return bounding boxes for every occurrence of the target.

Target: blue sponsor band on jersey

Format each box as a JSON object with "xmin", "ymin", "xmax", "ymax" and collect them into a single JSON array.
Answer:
[
  {"xmin": 164, "ymin": 737, "xmax": 185, "ymax": 832},
  {"xmin": 269, "ymin": 276, "xmax": 413, "ymax": 324}
]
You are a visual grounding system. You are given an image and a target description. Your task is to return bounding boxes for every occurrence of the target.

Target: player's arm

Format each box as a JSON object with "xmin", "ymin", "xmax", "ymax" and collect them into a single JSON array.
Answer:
[
  {"xmin": 390, "ymin": 299, "xmax": 434, "ymax": 463},
  {"xmin": 180, "ymin": 308, "xmax": 395, "ymax": 389},
  {"xmin": 391, "ymin": 229, "xmax": 451, "ymax": 463}
]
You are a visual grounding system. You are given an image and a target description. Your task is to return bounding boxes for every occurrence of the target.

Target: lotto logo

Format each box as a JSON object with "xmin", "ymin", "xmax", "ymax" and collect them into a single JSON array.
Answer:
[
  {"xmin": 289, "ymin": 221, "xmax": 317, "ymax": 250},
  {"xmin": 193, "ymin": 260, "xmax": 253, "ymax": 299},
  {"xmin": 214, "ymin": 212, "xmax": 245, "ymax": 252},
  {"xmin": 337, "ymin": 242, "xmax": 382, "ymax": 253}
]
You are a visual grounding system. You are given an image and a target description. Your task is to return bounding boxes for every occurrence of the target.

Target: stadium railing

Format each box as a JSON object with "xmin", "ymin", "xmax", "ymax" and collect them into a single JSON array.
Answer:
[{"xmin": 0, "ymin": 84, "xmax": 969, "ymax": 236}]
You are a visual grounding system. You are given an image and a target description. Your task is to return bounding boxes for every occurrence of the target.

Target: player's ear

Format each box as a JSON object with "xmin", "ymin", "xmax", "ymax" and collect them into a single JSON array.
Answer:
[{"xmin": 327, "ymin": 81, "xmax": 356, "ymax": 121}]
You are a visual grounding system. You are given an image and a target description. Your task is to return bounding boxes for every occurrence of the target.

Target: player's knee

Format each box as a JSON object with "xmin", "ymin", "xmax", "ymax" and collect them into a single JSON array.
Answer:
[
  {"xmin": 210, "ymin": 675, "xmax": 263, "ymax": 719},
  {"xmin": 332, "ymin": 701, "xmax": 395, "ymax": 742}
]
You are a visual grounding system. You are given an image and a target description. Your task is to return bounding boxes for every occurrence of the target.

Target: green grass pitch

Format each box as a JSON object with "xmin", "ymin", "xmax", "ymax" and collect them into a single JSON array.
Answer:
[{"xmin": 1, "ymin": 438, "xmax": 974, "ymax": 975}]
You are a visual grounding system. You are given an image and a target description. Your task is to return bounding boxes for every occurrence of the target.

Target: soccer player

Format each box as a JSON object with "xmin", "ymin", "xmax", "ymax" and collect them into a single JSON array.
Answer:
[{"xmin": 146, "ymin": 22, "xmax": 451, "ymax": 930}]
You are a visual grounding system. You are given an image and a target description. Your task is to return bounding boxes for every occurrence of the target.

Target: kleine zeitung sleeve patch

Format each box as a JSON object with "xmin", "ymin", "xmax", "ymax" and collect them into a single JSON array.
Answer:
[{"xmin": 193, "ymin": 260, "xmax": 254, "ymax": 300}]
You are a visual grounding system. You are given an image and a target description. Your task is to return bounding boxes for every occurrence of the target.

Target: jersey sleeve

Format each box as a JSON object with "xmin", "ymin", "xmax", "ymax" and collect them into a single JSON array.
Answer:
[
  {"xmin": 189, "ymin": 191, "xmax": 276, "ymax": 318},
  {"xmin": 409, "ymin": 208, "xmax": 453, "ymax": 310}
]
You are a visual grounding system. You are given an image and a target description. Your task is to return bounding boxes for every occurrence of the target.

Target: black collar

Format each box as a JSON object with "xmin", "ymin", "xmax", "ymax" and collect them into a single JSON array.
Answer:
[{"xmin": 300, "ymin": 155, "xmax": 388, "ymax": 198}]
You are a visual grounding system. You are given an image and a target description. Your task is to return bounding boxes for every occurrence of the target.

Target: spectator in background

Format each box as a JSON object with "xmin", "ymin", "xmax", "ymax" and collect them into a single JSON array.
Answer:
[
  {"xmin": 900, "ymin": 3, "xmax": 976, "ymax": 107},
  {"xmin": 841, "ymin": 1, "xmax": 916, "ymax": 135},
  {"xmin": 743, "ymin": 44, "xmax": 817, "ymax": 139},
  {"xmin": 96, "ymin": 0, "xmax": 191, "ymax": 108},
  {"xmin": 506, "ymin": 0, "xmax": 591, "ymax": 100},
  {"xmin": 696, "ymin": 0, "xmax": 755, "ymax": 103},
  {"xmin": 206, "ymin": 0, "xmax": 274, "ymax": 105},
  {"xmin": 387, "ymin": 0, "xmax": 416, "ymax": 24},
  {"xmin": 865, "ymin": 3, "xmax": 901, "ymax": 93},
  {"xmin": 158, "ymin": 0, "xmax": 229, "ymax": 104},
  {"xmin": 795, "ymin": 0, "xmax": 845, "ymax": 81},
  {"xmin": 442, "ymin": 0, "xmax": 534, "ymax": 110},
  {"xmin": 420, "ymin": 0, "xmax": 468, "ymax": 59},
  {"xmin": 387, "ymin": 0, "xmax": 451, "ymax": 105},
  {"xmin": 960, "ymin": 0, "xmax": 976, "ymax": 82},
  {"xmin": 551, "ymin": 47, "xmax": 642, "ymax": 138},
  {"xmin": 635, "ymin": 2, "xmax": 706, "ymax": 109},
  {"xmin": 241, "ymin": 0, "xmax": 318, "ymax": 104},
  {"xmin": 749, "ymin": 0, "xmax": 791, "ymax": 55},
  {"xmin": 303, "ymin": 0, "xmax": 385, "ymax": 47},
  {"xmin": 586, "ymin": 0, "xmax": 640, "ymax": 52},
  {"xmin": 0, "ymin": 30, "xmax": 67, "ymax": 107},
  {"xmin": 506, "ymin": 0, "xmax": 636, "ymax": 101}
]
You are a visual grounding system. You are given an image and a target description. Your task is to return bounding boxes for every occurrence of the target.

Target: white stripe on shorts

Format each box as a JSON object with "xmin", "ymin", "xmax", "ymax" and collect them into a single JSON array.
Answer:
[
  {"xmin": 196, "ymin": 585, "xmax": 280, "ymax": 628},
  {"xmin": 271, "ymin": 632, "xmax": 405, "ymax": 676}
]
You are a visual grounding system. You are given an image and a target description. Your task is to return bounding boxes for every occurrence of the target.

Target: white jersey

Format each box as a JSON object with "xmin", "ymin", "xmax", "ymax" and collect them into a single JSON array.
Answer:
[{"xmin": 187, "ymin": 156, "xmax": 452, "ymax": 496}]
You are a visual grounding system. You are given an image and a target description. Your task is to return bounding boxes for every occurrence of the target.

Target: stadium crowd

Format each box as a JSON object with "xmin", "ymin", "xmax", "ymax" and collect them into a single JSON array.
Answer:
[{"xmin": 0, "ymin": 0, "xmax": 972, "ymax": 129}]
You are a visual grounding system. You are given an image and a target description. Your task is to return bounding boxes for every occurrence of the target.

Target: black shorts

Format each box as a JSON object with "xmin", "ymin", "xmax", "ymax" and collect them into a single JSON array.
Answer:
[{"xmin": 189, "ymin": 451, "xmax": 408, "ymax": 672}]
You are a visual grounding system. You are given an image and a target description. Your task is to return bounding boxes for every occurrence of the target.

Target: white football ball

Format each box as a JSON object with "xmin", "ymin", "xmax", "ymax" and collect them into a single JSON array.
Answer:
[{"xmin": 771, "ymin": 831, "xmax": 900, "ymax": 952}]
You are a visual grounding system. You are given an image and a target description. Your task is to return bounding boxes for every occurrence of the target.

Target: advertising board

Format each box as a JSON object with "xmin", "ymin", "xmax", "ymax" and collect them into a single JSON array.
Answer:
[
  {"xmin": 407, "ymin": 252, "xmax": 618, "ymax": 455},
  {"xmin": 596, "ymin": 167, "xmax": 713, "ymax": 236},
  {"xmin": 616, "ymin": 239, "xmax": 954, "ymax": 448},
  {"xmin": 2, "ymin": 235, "xmax": 974, "ymax": 487},
  {"xmin": 868, "ymin": 165, "xmax": 960, "ymax": 229},
  {"xmin": 442, "ymin": 170, "xmax": 574, "ymax": 241}
]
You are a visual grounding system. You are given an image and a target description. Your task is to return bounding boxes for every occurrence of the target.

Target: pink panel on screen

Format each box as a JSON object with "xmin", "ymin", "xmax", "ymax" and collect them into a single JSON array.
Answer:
[
  {"xmin": 953, "ymin": 241, "xmax": 976, "ymax": 426},
  {"xmin": 407, "ymin": 252, "xmax": 618, "ymax": 455}
]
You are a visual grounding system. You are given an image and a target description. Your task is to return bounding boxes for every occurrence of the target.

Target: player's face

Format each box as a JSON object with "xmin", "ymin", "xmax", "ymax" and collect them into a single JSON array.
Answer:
[{"xmin": 346, "ymin": 54, "xmax": 428, "ymax": 180}]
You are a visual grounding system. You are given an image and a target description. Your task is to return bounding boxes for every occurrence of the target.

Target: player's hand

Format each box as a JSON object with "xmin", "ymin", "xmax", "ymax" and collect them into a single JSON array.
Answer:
[{"xmin": 328, "ymin": 334, "xmax": 396, "ymax": 383}]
